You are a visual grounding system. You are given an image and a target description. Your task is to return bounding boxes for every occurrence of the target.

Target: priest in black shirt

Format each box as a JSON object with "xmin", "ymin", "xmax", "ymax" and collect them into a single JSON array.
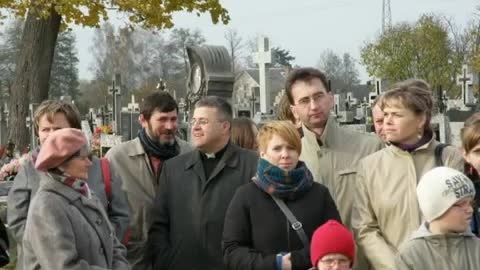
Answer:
[{"xmin": 147, "ymin": 96, "xmax": 258, "ymax": 270}]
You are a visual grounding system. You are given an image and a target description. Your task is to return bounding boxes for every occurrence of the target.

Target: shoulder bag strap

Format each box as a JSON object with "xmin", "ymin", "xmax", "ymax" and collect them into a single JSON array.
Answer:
[
  {"xmin": 434, "ymin": 143, "xmax": 448, "ymax": 167},
  {"xmin": 270, "ymin": 195, "xmax": 310, "ymax": 248}
]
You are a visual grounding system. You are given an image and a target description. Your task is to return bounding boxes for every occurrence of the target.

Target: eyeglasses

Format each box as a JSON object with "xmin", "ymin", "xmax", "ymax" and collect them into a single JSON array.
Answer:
[
  {"xmin": 190, "ymin": 118, "xmax": 223, "ymax": 127},
  {"xmin": 190, "ymin": 118, "xmax": 210, "ymax": 126},
  {"xmin": 319, "ymin": 258, "xmax": 350, "ymax": 268},
  {"xmin": 295, "ymin": 93, "xmax": 326, "ymax": 108}
]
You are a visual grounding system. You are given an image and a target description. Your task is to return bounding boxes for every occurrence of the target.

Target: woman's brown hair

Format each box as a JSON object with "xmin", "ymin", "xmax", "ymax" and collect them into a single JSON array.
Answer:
[
  {"xmin": 462, "ymin": 113, "xmax": 480, "ymax": 154},
  {"xmin": 231, "ymin": 118, "xmax": 258, "ymax": 150}
]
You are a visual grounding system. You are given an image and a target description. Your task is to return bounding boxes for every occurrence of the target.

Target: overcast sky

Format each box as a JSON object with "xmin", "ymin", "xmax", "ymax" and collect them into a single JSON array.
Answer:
[{"xmin": 73, "ymin": 0, "xmax": 478, "ymax": 82}]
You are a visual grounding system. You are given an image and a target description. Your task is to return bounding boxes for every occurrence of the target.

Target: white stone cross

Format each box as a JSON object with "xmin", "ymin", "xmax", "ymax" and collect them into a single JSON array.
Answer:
[
  {"xmin": 456, "ymin": 64, "xmax": 474, "ymax": 105},
  {"xmin": 127, "ymin": 95, "xmax": 139, "ymax": 113},
  {"xmin": 253, "ymin": 36, "xmax": 272, "ymax": 114}
]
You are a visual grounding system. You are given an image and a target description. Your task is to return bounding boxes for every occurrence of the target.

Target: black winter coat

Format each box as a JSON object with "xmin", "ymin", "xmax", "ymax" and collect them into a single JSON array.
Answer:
[
  {"xmin": 147, "ymin": 144, "xmax": 258, "ymax": 270},
  {"xmin": 222, "ymin": 182, "xmax": 341, "ymax": 270}
]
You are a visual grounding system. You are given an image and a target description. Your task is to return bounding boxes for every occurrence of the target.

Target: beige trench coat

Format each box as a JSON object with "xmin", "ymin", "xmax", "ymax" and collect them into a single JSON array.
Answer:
[
  {"xmin": 105, "ymin": 137, "xmax": 191, "ymax": 270},
  {"xmin": 299, "ymin": 116, "xmax": 383, "ymax": 269},
  {"xmin": 352, "ymin": 139, "xmax": 463, "ymax": 270}
]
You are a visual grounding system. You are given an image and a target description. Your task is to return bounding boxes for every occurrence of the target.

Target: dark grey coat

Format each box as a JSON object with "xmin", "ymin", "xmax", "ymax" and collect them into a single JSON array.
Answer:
[
  {"xmin": 7, "ymin": 155, "xmax": 129, "ymax": 269},
  {"xmin": 147, "ymin": 143, "xmax": 258, "ymax": 270},
  {"xmin": 22, "ymin": 174, "xmax": 130, "ymax": 270}
]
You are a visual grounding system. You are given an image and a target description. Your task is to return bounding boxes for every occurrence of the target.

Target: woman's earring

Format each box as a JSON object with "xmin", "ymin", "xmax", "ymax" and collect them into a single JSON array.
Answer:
[{"xmin": 417, "ymin": 128, "xmax": 423, "ymax": 139}]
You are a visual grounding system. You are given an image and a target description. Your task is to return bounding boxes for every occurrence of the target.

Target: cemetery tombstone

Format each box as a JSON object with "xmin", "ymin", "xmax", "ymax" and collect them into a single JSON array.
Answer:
[
  {"xmin": 253, "ymin": 36, "xmax": 272, "ymax": 114},
  {"xmin": 119, "ymin": 95, "xmax": 141, "ymax": 141},
  {"xmin": 99, "ymin": 133, "xmax": 123, "ymax": 157},
  {"xmin": 185, "ymin": 45, "xmax": 234, "ymax": 113},
  {"xmin": 108, "ymin": 74, "xmax": 122, "ymax": 134},
  {"xmin": 457, "ymin": 64, "xmax": 475, "ymax": 107}
]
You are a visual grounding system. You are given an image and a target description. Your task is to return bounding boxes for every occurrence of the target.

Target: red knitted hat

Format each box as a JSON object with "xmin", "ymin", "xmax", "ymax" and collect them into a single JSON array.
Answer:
[
  {"xmin": 35, "ymin": 128, "xmax": 87, "ymax": 171},
  {"xmin": 310, "ymin": 219, "xmax": 355, "ymax": 267}
]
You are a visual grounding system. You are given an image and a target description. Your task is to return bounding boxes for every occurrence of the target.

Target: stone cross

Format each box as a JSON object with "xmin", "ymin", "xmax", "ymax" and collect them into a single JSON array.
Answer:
[
  {"xmin": 346, "ymin": 92, "xmax": 357, "ymax": 109},
  {"xmin": 375, "ymin": 77, "xmax": 382, "ymax": 95},
  {"xmin": 127, "ymin": 95, "xmax": 140, "ymax": 140},
  {"xmin": 253, "ymin": 36, "xmax": 272, "ymax": 114},
  {"xmin": 456, "ymin": 64, "xmax": 474, "ymax": 105},
  {"xmin": 108, "ymin": 74, "xmax": 122, "ymax": 133},
  {"xmin": 127, "ymin": 94, "xmax": 139, "ymax": 113},
  {"xmin": 333, "ymin": 94, "xmax": 346, "ymax": 116}
]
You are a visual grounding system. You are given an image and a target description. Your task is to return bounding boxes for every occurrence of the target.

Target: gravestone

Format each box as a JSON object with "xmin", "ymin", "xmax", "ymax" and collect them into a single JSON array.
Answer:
[
  {"xmin": 119, "ymin": 95, "xmax": 141, "ymax": 141},
  {"xmin": 334, "ymin": 94, "xmax": 353, "ymax": 123},
  {"xmin": 253, "ymin": 36, "xmax": 272, "ymax": 114},
  {"xmin": 368, "ymin": 77, "xmax": 383, "ymax": 104},
  {"xmin": 456, "ymin": 64, "xmax": 475, "ymax": 107},
  {"xmin": 99, "ymin": 134, "xmax": 123, "ymax": 156},
  {"xmin": 185, "ymin": 45, "xmax": 234, "ymax": 114},
  {"xmin": 108, "ymin": 74, "xmax": 122, "ymax": 134}
]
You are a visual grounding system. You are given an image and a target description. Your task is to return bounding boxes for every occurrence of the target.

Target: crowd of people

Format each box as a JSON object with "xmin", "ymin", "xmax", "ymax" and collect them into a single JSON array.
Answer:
[{"xmin": 0, "ymin": 67, "xmax": 478, "ymax": 270}]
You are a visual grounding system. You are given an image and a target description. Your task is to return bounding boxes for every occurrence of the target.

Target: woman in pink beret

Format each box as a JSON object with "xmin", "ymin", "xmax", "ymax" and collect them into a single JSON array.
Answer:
[{"xmin": 22, "ymin": 128, "xmax": 130, "ymax": 270}]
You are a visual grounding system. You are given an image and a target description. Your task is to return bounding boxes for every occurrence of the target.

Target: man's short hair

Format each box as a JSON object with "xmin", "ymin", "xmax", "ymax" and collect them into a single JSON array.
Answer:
[
  {"xmin": 285, "ymin": 67, "xmax": 329, "ymax": 104},
  {"xmin": 194, "ymin": 96, "xmax": 233, "ymax": 124},
  {"xmin": 34, "ymin": 100, "xmax": 81, "ymax": 136},
  {"xmin": 140, "ymin": 91, "xmax": 178, "ymax": 121}
]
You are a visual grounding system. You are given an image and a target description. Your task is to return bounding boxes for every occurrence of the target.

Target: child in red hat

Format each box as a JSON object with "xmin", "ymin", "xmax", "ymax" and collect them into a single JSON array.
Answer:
[{"xmin": 310, "ymin": 219, "xmax": 355, "ymax": 270}]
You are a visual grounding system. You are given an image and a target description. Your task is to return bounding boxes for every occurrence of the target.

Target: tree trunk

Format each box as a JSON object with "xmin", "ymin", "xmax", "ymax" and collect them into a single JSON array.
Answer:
[{"xmin": 8, "ymin": 7, "xmax": 61, "ymax": 150}]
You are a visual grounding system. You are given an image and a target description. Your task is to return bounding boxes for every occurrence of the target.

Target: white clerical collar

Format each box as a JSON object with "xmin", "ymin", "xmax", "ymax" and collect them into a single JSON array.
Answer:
[{"xmin": 205, "ymin": 152, "xmax": 216, "ymax": 159}]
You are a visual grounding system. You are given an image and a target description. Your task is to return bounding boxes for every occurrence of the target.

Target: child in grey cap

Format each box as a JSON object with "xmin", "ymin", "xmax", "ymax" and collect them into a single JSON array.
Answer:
[{"xmin": 395, "ymin": 166, "xmax": 480, "ymax": 270}]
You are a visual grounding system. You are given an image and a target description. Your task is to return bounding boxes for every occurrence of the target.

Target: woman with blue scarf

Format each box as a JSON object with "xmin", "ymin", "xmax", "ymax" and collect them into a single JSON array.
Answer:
[{"xmin": 222, "ymin": 121, "xmax": 341, "ymax": 270}]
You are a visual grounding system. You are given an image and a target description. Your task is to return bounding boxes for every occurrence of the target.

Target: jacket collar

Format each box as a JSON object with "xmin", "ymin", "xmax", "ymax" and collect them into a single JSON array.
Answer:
[
  {"xmin": 302, "ymin": 114, "xmax": 337, "ymax": 148},
  {"xmin": 388, "ymin": 135, "xmax": 435, "ymax": 155},
  {"xmin": 127, "ymin": 138, "xmax": 146, "ymax": 156},
  {"xmin": 411, "ymin": 222, "xmax": 476, "ymax": 240},
  {"xmin": 185, "ymin": 143, "xmax": 240, "ymax": 170},
  {"xmin": 40, "ymin": 173, "xmax": 84, "ymax": 201},
  {"xmin": 39, "ymin": 173, "xmax": 101, "ymax": 210}
]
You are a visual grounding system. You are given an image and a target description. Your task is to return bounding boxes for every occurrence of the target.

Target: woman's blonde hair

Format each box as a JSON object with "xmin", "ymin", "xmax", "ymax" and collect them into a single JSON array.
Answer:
[
  {"xmin": 257, "ymin": 121, "xmax": 301, "ymax": 155},
  {"xmin": 462, "ymin": 113, "xmax": 480, "ymax": 154}
]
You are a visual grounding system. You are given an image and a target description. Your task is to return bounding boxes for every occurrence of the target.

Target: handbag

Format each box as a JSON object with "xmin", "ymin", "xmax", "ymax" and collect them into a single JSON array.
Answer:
[{"xmin": 270, "ymin": 195, "xmax": 310, "ymax": 248}]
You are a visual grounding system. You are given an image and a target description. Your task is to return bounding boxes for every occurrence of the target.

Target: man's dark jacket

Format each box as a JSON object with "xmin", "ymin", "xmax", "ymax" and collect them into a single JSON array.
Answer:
[{"xmin": 147, "ymin": 143, "xmax": 258, "ymax": 270}]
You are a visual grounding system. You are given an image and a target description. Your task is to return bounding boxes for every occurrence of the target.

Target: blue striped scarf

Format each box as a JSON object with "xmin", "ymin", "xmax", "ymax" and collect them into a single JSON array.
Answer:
[{"xmin": 252, "ymin": 158, "xmax": 314, "ymax": 200}]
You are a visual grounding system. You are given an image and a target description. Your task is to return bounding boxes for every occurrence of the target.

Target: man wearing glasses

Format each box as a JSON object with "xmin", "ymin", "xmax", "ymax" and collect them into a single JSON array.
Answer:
[
  {"xmin": 147, "ymin": 96, "xmax": 258, "ymax": 270},
  {"xmin": 287, "ymin": 67, "xmax": 383, "ymax": 270},
  {"xmin": 106, "ymin": 91, "xmax": 192, "ymax": 270}
]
